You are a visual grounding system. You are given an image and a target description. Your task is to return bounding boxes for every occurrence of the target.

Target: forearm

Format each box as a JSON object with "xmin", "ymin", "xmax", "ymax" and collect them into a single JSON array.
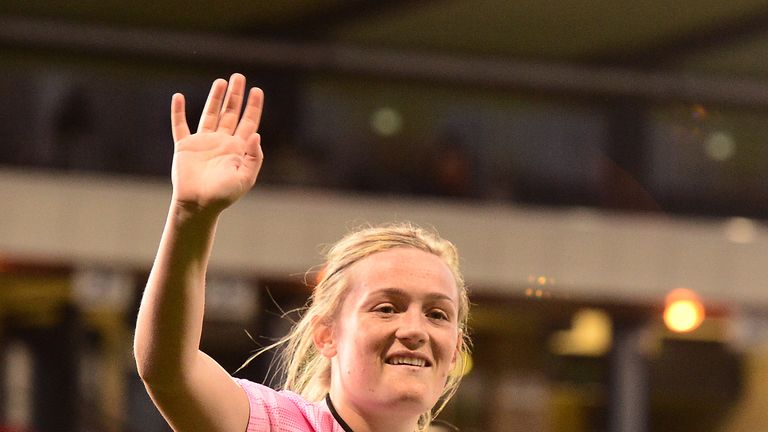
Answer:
[
  {"xmin": 134, "ymin": 202, "xmax": 221, "ymax": 387},
  {"xmin": 131, "ymin": 74, "xmax": 261, "ymax": 431}
]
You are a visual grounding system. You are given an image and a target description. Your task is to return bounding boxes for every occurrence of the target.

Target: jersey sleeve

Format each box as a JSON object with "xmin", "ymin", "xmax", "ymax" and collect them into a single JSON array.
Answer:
[{"xmin": 233, "ymin": 378, "xmax": 314, "ymax": 432}]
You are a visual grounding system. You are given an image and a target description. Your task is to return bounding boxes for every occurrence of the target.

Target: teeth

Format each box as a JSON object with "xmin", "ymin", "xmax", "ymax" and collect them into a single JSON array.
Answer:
[{"xmin": 388, "ymin": 356, "xmax": 426, "ymax": 367}]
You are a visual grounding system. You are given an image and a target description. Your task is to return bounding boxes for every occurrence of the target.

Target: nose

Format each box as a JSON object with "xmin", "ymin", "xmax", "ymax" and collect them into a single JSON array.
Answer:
[{"xmin": 394, "ymin": 308, "xmax": 428, "ymax": 348}]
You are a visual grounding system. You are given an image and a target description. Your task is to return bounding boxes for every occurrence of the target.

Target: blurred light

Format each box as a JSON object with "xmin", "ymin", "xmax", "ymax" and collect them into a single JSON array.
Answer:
[
  {"xmin": 524, "ymin": 287, "xmax": 554, "ymax": 299},
  {"xmin": 528, "ymin": 274, "xmax": 555, "ymax": 285},
  {"xmin": 450, "ymin": 351, "xmax": 473, "ymax": 377},
  {"xmin": 549, "ymin": 308, "xmax": 612, "ymax": 356},
  {"xmin": 704, "ymin": 131, "xmax": 735, "ymax": 161},
  {"xmin": 525, "ymin": 275, "xmax": 556, "ymax": 299},
  {"xmin": 370, "ymin": 107, "xmax": 403, "ymax": 137},
  {"xmin": 724, "ymin": 217, "xmax": 756, "ymax": 244},
  {"xmin": 691, "ymin": 104, "xmax": 708, "ymax": 121},
  {"xmin": 664, "ymin": 288, "xmax": 705, "ymax": 333}
]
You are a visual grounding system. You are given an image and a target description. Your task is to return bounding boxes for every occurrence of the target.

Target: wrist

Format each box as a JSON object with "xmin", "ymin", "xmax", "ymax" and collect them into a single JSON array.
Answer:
[{"xmin": 169, "ymin": 198, "xmax": 223, "ymax": 227}]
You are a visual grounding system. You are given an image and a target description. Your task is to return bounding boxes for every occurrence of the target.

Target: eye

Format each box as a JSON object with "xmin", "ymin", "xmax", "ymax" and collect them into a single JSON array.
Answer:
[
  {"xmin": 427, "ymin": 309, "xmax": 449, "ymax": 321},
  {"xmin": 373, "ymin": 304, "xmax": 397, "ymax": 315}
]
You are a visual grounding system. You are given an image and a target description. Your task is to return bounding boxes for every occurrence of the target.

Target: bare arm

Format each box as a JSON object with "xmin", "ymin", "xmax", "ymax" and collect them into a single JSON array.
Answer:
[{"xmin": 134, "ymin": 74, "xmax": 264, "ymax": 432}]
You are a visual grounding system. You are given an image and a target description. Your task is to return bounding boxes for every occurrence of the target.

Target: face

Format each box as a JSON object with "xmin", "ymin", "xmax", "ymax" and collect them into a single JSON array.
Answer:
[{"xmin": 319, "ymin": 247, "xmax": 461, "ymax": 417}]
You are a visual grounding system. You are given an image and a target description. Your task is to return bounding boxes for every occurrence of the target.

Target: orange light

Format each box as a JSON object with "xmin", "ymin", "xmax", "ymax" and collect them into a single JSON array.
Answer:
[
  {"xmin": 314, "ymin": 265, "xmax": 328, "ymax": 287},
  {"xmin": 663, "ymin": 288, "xmax": 705, "ymax": 333}
]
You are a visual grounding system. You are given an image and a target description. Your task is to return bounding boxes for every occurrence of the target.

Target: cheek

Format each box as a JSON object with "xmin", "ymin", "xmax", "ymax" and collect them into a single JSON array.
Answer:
[
  {"xmin": 436, "ymin": 328, "xmax": 460, "ymax": 363},
  {"xmin": 339, "ymin": 320, "xmax": 388, "ymax": 365},
  {"xmin": 359, "ymin": 321, "xmax": 390, "ymax": 355}
]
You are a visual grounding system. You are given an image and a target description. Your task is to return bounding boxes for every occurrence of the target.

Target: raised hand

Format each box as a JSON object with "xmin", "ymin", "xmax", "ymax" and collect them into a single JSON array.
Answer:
[{"xmin": 170, "ymin": 73, "xmax": 264, "ymax": 214}]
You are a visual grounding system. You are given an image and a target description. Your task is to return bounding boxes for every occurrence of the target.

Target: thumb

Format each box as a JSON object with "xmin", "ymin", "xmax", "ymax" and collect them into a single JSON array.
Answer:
[{"xmin": 239, "ymin": 133, "xmax": 264, "ymax": 185}]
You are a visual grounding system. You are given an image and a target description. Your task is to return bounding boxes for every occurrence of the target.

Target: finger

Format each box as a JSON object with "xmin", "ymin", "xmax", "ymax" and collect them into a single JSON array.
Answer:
[
  {"xmin": 217, "ymin": 73, "xmax": 246, "ymax": 134},
  {"xmin": 234, "ymin": 87, "xmax": 264, "ymax": 141},
  {"xmin": 197, "ymin": 78, "xmax": 227, "ymax": 133},
  {"xmin": 239, "ymin": 133, "xmax": 264, "ymax": 186},
  {"xmin": 171, "ymin": 93, "xmax": 190, "ymax": 143}
]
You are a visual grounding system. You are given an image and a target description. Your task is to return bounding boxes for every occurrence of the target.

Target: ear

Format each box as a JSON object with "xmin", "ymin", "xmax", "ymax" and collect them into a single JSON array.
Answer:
[{"xmin": 312, "ymin": 317, "xmax": 337, "ymax": 358}]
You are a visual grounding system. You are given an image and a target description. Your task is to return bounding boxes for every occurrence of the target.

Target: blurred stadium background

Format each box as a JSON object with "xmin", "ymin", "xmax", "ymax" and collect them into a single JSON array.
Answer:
[{"xmin": 3, "ymin": 1, "xmax": 768, "ymax": 431}]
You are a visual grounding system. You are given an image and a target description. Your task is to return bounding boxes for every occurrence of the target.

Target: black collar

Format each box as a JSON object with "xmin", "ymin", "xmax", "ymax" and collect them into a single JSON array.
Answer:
[
  {"xmin": 325, "ymin": 395, "xmax": 460, "ymax": 432},
  {"xmin": 325, "ymin": 394, "xmax": 355, "ymax": 432}
]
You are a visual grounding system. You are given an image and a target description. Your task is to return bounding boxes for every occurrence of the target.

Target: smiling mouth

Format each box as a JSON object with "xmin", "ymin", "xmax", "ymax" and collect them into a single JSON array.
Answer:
[{"xmin": 386, "ymin": 356, "xmax": 431, "ymax": 367}]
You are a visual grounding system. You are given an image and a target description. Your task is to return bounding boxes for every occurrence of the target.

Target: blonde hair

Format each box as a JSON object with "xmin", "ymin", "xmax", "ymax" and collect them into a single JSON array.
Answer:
[{"xmin": 249, "ymin": 223, "xmax": 470, "ymax": 431}]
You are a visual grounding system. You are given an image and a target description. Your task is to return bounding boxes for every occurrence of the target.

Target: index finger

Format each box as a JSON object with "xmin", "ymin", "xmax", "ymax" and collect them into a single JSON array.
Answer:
[{"xmin": 234, "ymin": 87, "xmax": 264, "ymax": 141}]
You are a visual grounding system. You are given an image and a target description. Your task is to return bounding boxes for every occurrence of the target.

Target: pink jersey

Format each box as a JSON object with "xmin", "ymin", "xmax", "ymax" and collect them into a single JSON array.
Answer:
[{"xmin": 234, "ymin": 378, "xmax": 347, "ymax": 432}]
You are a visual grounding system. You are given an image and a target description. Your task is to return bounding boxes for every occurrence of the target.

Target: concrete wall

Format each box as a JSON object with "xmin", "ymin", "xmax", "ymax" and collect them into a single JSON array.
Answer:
[{"xmin": 2, "ymin": 168, "xmax": 767, "ymax": 308}]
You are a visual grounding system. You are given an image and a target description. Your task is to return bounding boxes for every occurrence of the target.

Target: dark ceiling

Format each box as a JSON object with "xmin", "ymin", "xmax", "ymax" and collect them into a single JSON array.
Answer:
[
  {"xmin": 4, "ymin": 0, "xmax": 768, "ymax": 78},
  {"xmin": 4, "ymin": 1, "xmax": 768, "ymax": 217}
]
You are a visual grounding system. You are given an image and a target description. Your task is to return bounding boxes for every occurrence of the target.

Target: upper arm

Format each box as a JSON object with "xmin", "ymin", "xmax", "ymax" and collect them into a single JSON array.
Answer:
[{"xmin": 143, "ymin": 351, "xmax": 250, "ymax": 432}]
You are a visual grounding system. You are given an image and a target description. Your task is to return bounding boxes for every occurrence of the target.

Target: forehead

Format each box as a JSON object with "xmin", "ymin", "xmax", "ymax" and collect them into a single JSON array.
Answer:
[{"xmin": 345, "ymin": 247, "xmax": 458, "ymax": 301}]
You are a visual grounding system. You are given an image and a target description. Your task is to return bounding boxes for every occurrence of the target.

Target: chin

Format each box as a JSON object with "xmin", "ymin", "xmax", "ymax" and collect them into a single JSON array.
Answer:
[{"xmin": 385, "ymin": 386, "xmax": 439, "ymax": 411}]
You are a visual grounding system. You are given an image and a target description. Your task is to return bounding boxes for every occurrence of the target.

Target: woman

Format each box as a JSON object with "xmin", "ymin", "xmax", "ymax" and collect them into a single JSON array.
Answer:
[{"xmin": 133, "ymin": 74, "xmax": 471, "ymax": 432}]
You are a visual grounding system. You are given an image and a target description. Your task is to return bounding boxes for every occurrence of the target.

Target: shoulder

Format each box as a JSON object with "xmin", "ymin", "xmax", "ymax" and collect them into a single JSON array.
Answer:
[{"xmin": 234, "ymin": 378, "xmax": 342, "ymax": 432}]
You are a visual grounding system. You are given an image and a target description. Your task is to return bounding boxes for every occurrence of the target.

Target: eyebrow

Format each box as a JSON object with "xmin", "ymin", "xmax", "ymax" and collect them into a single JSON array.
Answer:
[{"xmin": 368, "ymin": 287, "xmax": 456, "ymax": 304}]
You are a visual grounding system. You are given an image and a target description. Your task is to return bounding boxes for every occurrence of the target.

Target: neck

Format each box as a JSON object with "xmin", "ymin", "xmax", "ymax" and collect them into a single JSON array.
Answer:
[{"xmin": 327, "ymin": 390, "xmax": 421, "ymax": 432}]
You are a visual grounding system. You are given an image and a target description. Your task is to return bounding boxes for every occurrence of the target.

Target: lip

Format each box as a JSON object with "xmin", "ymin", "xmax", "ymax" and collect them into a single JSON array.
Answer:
[{"xmin": 384, "ymin": 351, "xmax": 433, "ymax": 367}]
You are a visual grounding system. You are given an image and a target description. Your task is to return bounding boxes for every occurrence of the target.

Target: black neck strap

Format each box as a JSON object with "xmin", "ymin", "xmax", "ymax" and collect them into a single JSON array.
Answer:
[{"xmin": 325, "ymin": 394, "xmax": 355, "ymax": 432}]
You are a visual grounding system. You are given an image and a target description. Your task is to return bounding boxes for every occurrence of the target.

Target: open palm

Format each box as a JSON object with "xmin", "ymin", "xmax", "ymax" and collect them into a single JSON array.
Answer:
[{"xmin": 170, "ymin": 74, "xmax": 264, "ymax": 213}]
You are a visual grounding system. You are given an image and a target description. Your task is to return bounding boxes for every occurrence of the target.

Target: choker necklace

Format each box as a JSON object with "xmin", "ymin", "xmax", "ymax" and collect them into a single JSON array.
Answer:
[{"xmin": 325, "ymin": 394, "xmax": 355, "ymax": 432}]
